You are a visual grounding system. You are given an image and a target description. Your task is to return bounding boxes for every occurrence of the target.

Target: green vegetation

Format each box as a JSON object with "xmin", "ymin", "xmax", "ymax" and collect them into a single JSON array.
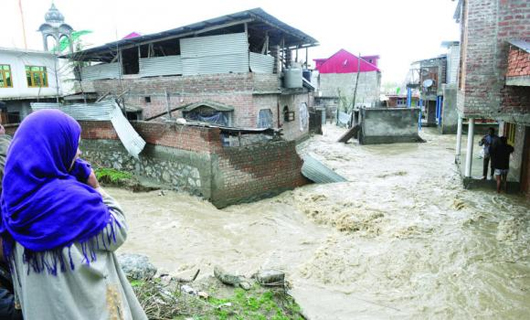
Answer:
[
  {"xmin": 131, "ymin": 278, "xmax": 305, "ymax": 320},
  {"xmin": 94, "ymin": 167, "xmax": 132, "ymax": 184}
]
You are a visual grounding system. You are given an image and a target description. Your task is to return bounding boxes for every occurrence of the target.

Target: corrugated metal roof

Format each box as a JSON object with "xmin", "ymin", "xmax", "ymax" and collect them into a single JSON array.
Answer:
[
  {"xmin": 250, "ymin": 53, "xmax": 274, "ymax": 73},
  {"xmin": 109, "ymin": 105, "xmax": 146, "ymax": 158},
  {"xmin": 139, "ymin": 56, "xmax": 182, "ymax": 77},
  {"xmin": 31, "ymin": 101, "xmax": 116, "ymax": 120},
  {"xmin": 181, "ymin": 33, "xmax": 249, "ymax": 75},
  {"xmin": 508, "ymin": 40, "xmax": 530, "ymax": 53},
  {"xmin": 81, "ymin": 62, "xmax": 120, "ymax": 81},
  {"xmin": 63, "ymin": 8, "xmax": 318, "ymax": 62}
]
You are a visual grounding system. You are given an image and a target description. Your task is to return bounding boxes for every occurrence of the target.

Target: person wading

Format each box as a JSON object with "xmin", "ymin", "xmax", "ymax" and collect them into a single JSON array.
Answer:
[
  {"xmin": 490, "ymin": 136, "xmax": 514, "ymax": 194},
  {"xmin": 0, "ymin": 110, "xmax": 147, "ymax": 320},
  {"xmin": 478, "ymin": 127, "xmax": 499, "ymax": 180}
]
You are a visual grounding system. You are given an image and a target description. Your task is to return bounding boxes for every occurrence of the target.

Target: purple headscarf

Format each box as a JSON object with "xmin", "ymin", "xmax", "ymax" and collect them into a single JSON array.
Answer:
[{"xmin": 0, "ymin": 110, "xmax": 113, "ymax": 273}]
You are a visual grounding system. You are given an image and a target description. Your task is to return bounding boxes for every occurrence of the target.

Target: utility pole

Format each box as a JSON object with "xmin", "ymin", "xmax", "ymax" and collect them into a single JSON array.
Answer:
[
  {"xmin": 349, "ymin": 53, "xmax": 362, "ymax": 128},
  {"xmin": 18, "ymin": 0, "xmax": 28, "ymax": 49}
]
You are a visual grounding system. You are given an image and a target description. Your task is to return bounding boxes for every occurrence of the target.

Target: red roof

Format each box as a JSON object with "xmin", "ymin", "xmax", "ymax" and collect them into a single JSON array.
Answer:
[
  {"xmin": 122, "ymin": 32, "xmax": 142, "ymax": 40},
  {"xmin": 314, "ymin": 49, "xmax": 380, "ymax": 74}
]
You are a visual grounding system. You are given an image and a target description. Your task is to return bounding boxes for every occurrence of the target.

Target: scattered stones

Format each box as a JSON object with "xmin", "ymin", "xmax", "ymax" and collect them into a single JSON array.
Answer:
[
  {"xmin": 118, "ymin": 253, "xmax": 157, "ymax": 280},
  {"xmin": 181, "ymin": 285, "xmax": 198, "ymax": 295},
  {"xmin": 254, "ymin": 270, "xmax": 286, "ymax": 287}
]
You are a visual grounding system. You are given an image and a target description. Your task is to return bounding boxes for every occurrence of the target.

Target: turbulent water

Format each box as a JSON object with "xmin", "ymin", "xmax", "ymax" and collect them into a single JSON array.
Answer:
[{"xmin": 114, "ymin": 125, "xmax": 530, "ymax": 319}]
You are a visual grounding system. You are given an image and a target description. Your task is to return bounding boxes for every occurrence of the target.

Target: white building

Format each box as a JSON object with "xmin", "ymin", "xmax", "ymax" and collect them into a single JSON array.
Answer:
[{"xmin": 0, "ymin": 47, "xmax": 61, "ymax": 123}]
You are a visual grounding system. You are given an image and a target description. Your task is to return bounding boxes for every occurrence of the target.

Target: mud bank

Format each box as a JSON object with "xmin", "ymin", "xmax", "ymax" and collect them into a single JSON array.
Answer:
[{"xmin": 115, "ymin": 125, "xmax": 530, "ymax": 319}]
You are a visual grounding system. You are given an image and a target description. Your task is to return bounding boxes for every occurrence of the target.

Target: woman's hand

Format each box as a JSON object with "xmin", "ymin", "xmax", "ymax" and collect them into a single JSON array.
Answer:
[{"xmin": 86, "ymin": 170, "xmax": 100, "ymax": 189}]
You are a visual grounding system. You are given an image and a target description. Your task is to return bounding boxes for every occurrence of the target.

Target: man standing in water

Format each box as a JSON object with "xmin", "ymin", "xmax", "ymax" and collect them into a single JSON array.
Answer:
[
  {"xmin": 478, "ymin": 127, "xmax": 499, "ymax": 180},
  {"xmin": 490, "ymin": 136, "xmax": 514, "ymax": 193}
]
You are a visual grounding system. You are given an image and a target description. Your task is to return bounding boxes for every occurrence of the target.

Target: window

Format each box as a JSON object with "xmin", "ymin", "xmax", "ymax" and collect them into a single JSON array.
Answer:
[
  {"xmin": 257, "ymin": 109, "xmax": 273, "ymax": 128},
  {"xmin": 144, "ymin": 96, "xmax": 151, "ymax": 103},
  {"xmin": 25, "ymin": 66, "xmax": 48, "ymax": 88},
  {"xmin": 0, "ymin": 65, "xmax": 12, "ymax": 88}
]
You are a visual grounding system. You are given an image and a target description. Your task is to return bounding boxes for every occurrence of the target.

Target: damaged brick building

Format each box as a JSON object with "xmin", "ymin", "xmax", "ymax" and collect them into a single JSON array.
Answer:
[
  {"xmin": 65, "ymin": 8, "xmax": 319, "ymax": 141},
  {"xmin": 453, "ymin": 0, "xmax": 530, "ymax": 196}
]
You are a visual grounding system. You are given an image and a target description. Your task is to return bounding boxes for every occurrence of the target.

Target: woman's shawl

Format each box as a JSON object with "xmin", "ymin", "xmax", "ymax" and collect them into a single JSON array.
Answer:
[{"xmin": 0, "ymin": 110, "xmax": 114, "ymax": 274}]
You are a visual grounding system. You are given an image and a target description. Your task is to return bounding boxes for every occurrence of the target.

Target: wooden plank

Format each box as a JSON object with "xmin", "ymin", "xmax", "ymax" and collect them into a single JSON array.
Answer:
[{"xmin": 337, "ymin": 125, "xmax": 360, "ymax": 143}]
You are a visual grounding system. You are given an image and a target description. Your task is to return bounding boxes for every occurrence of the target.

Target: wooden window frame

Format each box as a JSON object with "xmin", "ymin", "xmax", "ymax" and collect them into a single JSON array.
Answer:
[
  {"xmin": 25, "ymin": 65, "xmax": 49, "ymax": 88},
  {"xmin": 0, "ymin": 64, "xmax": 13, "ymax": 88}
]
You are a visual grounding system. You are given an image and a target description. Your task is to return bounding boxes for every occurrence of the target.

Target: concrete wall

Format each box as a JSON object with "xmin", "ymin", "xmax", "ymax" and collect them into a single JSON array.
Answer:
[
  {"xmin": 0, "ymin": 49, "xmax": 61, "ymax": 100},
  {"xmin": 440, "ymin": 84, "xmax": 458, "ymax": 134},
  {"xmin": 278, "ymin": 93, "xmax": 311, "ymax": 140},
  {"xmin": 508, "ymin": 123, "xmax": 527, "ymax": 182},
  {"xmin": 446, "ymin": 44, "xmax": 461, "ymax": 85},
  {"xmin": 318, "ymin": 71, "xmax": 381, "ymax": 107},
  {"xmin": 359, "ymin": 107, "xmax": 421, "ymax": 145}
]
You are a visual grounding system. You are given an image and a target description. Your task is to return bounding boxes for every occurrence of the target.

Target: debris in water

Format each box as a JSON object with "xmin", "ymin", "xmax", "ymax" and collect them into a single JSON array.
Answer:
[{"xmin": 301, "ymin": 154, "xmax": 348, "ymax": 183}]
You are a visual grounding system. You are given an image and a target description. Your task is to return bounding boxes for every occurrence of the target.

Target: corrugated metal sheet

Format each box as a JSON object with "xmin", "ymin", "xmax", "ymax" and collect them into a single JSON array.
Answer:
[
  {"xmin": 508, "ymin": 40, "xmax": 530, "ymax": 53},
  {"xmin": 31, "ymin": 101, "xmax": 146, "ymax": 158},
  {"xmin": 180, "ymin": 33, "xmax": 249, "ymax": 75},
  {"xmin": 301, "ymin": 154, "xmax": 348, "ymax": 183},
  {"xmin": 139, "ymin": 56, "xmax": 182, "ymax": 77},
  {"xmin": 81, "ymin": 63, "xmax": 120, "ymax": 81},
  {"xmin": 250, "ymin": 53, "xmax": 274, "ymax": 73},
  {"xmin": 31, "ymin": 101, "xmax": 116, "ymax": 120},
  {"xmin": 109, "ymin": 105, "xmax": 146, "ymax": 158}
]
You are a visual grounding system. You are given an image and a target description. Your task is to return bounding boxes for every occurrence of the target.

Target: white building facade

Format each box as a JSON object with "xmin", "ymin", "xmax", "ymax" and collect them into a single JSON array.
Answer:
[{"xmin": 0, "ymin": 48, "xmax": 61, "ymax": 123}]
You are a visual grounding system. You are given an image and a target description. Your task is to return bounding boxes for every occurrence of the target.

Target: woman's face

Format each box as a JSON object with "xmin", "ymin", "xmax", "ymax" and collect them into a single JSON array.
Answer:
[{"xmin": 69, "ymin": 138, "xmax": 82, "ymax": 171}]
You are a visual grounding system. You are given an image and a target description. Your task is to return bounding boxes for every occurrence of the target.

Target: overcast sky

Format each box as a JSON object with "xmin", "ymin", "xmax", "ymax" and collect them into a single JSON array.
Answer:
[{"xmin": 2, "ymin": 0, "xmax": 460, "ymax": 84}]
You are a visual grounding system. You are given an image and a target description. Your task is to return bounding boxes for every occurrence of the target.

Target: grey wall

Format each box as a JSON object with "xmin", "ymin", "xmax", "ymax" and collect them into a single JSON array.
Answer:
[
  {"xmin": 359, "ymin": 107, "xmax": 421, "ymax": 144},
  {"xmin": 81, "ymin": 140, "xmax": 211, "ymax": 197},
  {"xmin": 509, "ymin": 124, "xmax": 526, "ymax": 182},
  {"xmin": 446, "ymin": 44, "xmax": 460, "ymax": 85},
  {"xmin": 441, "ymin": 84, "xmax": 458, "ymax": 134},
  {"xmin": 318, "ymin": 71, "xmax": 381, "ymax": 107}
]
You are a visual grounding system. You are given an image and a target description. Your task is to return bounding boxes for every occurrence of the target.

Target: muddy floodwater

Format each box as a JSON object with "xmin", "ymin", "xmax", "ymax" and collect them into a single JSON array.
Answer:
[{"xmin": 114, "ymin": 125, "xmax": 530, "ymax": 319}]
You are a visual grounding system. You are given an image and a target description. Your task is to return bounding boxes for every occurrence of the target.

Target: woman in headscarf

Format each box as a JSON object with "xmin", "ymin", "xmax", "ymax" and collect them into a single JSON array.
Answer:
[{"xmin": 0, "ymin": 110, "xmax": 147, "ymax": 320}]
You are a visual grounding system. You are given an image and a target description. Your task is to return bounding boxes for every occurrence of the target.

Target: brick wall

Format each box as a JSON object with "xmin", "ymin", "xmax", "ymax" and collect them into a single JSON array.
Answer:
[
  {"xmin": 75, "ymin": 120, "xmax": 307, "ymax": 207},
  {"xmin": 506, "ymin": 46, "xmax": 530, "ymax": 77},
  {"xmin": 81, "ymin": 73, "xmax": 287, "ymax": 130},
  {"xmin": 211, "ymin": 141, "xmax": 309, "ymax": 208},
  {"xmin": 78, "ymin": 121, "xmax": 222, "ymax": 153},
  {"xmin": 459, "ymin": 0, "xmax": 530, "ymax": 117}
]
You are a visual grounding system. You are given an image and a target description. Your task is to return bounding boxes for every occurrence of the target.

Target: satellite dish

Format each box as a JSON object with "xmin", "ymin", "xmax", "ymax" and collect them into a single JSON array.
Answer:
[{"xmin": 423, "ymin": 79, "xmax": 435, "ymax": 88}]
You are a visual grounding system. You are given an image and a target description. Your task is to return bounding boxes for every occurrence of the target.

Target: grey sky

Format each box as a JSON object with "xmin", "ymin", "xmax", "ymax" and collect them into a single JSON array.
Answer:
[{"xmin": 2, "ymin": 0, "xmax": 460, "ymax": 84}]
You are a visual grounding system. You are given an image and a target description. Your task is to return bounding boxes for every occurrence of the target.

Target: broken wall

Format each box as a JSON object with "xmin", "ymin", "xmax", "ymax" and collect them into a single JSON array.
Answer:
[{"xmin": 359, "ymin": 108, "xmax": 421, "ymax": 145}]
